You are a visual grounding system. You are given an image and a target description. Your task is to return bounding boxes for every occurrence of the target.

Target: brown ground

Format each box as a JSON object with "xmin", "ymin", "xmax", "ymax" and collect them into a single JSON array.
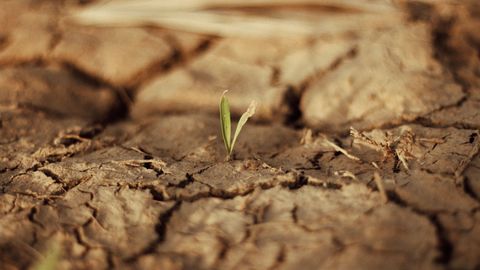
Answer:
[{"xmin": 1, "ymin": 1, "xmax": 480, "ymax": 269}]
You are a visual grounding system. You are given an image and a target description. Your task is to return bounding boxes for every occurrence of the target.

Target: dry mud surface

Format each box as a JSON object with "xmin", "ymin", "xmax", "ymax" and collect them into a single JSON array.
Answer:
[{"xmin": 1, "ymin": 1, "xmax": 480, "ymax": 269}]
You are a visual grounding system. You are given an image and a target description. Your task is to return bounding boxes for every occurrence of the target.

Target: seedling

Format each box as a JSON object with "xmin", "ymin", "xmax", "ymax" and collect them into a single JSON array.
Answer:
[
  {"xmin": 33, "ymin": 240, "xmax": 61, "ymax": 270},
  {"xmin": 219, "ymin": 90, "xmax": 256, "ymax": 161}
]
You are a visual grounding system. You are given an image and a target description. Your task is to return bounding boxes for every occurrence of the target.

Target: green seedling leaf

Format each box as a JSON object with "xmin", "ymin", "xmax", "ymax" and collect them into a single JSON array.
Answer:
[
  {"xmin": 34, "ymin": 240, "xmax": 61, "ymax": 270},
  {"xmin": 219, "ymin": 91, "xmax": 257, "ymax": 160},
  {"xmin": 219, "ymin": 90, "xmax": 231, "ymax": 154},
  {"xmin": 230, "ymin": 100, "xmax": 257, "ymax": 155}
]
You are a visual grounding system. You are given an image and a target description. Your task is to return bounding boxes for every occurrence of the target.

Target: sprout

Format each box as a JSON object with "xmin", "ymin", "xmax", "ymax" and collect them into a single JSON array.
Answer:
[
  {"xmin": 33, "ymin": 240, "xmax": 61, "ymax": 270},
  {"xmin": 219, "ymin": 90, "xmax": 257, "ymax": 160}
]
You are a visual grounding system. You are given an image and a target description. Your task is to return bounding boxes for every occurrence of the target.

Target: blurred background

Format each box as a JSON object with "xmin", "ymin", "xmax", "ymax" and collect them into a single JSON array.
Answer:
[{"xmin": 1, "ymin": 0, "xmax": 478, "ymax": 132}]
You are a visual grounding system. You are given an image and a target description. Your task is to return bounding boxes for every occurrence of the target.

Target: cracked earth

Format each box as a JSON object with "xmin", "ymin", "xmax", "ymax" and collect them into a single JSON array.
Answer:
[{"xmin": 1, "ymin": 0, "xmax": 480, "ymax": 269}]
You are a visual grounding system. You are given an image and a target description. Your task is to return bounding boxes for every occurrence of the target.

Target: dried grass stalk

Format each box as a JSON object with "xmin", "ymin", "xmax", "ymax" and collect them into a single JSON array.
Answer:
[{"xmin": 71, "ymin": 0, "xmax": 401, "ymax": 37}]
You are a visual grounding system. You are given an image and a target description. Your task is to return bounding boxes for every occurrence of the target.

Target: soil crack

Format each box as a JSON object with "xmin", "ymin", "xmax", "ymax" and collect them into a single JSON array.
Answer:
[
  {"xmin": 125, "ymin": 201, "xmax": 182, "ymax": 262},
  {"xmin": 387, "ymin": 191, "xmax": 453, "ymax": 266}
]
